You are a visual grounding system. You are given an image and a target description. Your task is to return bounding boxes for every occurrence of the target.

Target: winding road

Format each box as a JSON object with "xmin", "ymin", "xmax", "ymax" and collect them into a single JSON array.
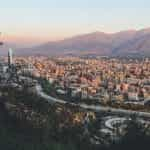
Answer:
[{"xmin": 35, "ymin": 84, "xmax": 150, "ymax": 119}]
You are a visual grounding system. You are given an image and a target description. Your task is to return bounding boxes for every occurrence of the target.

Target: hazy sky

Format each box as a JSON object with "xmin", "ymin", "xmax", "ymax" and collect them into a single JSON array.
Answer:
[{"xmin": 0, "ymin": 0, "xmax": 150, "ymax": 44}]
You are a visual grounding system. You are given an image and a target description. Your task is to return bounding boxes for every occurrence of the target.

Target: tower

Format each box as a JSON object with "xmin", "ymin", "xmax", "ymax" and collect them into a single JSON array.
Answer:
[{"xmin": 8, "ymin": 48, "xmax": 13, "ymax": 66}]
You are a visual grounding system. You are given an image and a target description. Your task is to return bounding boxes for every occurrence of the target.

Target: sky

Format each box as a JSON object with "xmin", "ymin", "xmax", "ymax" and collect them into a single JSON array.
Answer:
[{"xmin": 0, "ymin": 0, "xmax": 150, "ymax": 45}]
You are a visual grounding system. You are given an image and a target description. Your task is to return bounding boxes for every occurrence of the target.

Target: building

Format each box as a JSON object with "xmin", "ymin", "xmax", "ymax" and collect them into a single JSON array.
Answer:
[{"xmin": 8, "ymin": 48, "xmax": 13, "ymax": 66}]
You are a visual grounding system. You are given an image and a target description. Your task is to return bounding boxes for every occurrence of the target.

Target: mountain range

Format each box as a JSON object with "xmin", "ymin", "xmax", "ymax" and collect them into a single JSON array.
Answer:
[{"xmin": 1, "ymin": 28, "xmax": 150, "ymax": 56}]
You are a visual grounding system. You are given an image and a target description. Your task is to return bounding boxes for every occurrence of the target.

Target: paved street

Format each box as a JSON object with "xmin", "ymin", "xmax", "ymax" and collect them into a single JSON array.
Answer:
[{"xmin": 36, "ymin": 84, "xmax": 150, "ymax": 119}]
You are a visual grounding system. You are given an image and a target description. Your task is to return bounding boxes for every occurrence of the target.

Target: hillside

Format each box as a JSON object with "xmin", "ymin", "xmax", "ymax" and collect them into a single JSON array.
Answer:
[{"xmin": 1, "ymin": 28, "xmax": 150, "ymax": 56}]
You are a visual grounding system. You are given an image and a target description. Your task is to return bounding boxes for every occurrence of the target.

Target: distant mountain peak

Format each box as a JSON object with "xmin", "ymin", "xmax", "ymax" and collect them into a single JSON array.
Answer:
[{"xmin": 1, "ymin": 27, "xmax": 150, "ymax": 56}]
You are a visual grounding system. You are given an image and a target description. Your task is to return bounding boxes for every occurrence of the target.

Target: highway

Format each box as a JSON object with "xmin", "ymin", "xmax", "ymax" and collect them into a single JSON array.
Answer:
[{"xmin": 35, "ymin": 84, "xmax": 150, "ymax": 119}]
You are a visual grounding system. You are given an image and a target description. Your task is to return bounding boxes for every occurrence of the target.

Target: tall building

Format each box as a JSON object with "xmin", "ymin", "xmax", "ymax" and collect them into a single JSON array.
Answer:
[{"xmin": 8, "ymin": 48, "xmax": 13, "ymax": 66}]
